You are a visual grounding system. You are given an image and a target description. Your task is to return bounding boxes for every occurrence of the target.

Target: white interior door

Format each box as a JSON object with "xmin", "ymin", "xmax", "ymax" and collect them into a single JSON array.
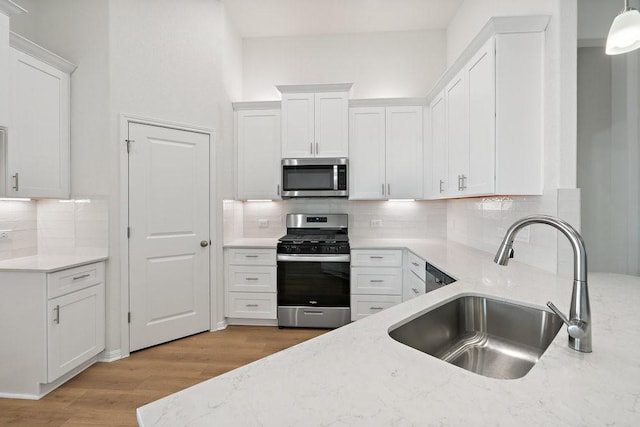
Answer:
[{"xmin": 128, "ymin": 122, "xmax": 210, "ymax": 352}]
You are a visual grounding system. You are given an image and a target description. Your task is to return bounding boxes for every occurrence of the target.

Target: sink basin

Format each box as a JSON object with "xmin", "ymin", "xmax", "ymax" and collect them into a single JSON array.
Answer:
[{"xmin": 388, "ymin": 295, "xmax": 563, "ymax": 379}]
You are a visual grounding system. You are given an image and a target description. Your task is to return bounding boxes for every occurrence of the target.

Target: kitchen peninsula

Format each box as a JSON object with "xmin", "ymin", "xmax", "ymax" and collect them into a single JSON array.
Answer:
[{"xmin": 137, "ymin": 239, "xmax": 640, "ymax": 426}]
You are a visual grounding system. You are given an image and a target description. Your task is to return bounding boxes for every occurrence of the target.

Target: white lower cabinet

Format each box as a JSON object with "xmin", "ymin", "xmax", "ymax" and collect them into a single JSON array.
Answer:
[
  {"xmin": 350, "ymin": 249, "xmax": 402, "ymax": 321},
  {"xmin": 0, "ymin": 261, "xmax": 105, "ymax": 399},
  {"xmin": 224, "ymin": 248, "xmax": 277, "ymax": 324},
  {"xmin": 403, "ymin": 251, "xmax": 426, "ymax": 301}
]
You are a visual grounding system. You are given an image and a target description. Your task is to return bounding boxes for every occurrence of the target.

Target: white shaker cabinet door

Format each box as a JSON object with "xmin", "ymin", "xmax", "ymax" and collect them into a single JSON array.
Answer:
[
  {"xmin": 427, "ymin": 92, "xmax": 447, "ymax": 198},
  {"xmin": 7, "ymin": 47, "xmax": 70, "ymax": 198},
  {"xmin": 281, "ymin": 93, "xmax": 315, "ymax": 158},
  {"xmin": 466, "ymin": 37, "xmax": 496, "ymax": 196},
  {"xmin": 0, "ymin": 15, "xmax": 9, "ymax": 128},
  {"xmin": 385, "ymin": 106, "xmax": 423, "ymax": 199},
  {"xmin": 314, "ymin": 91, "xmax": 349, "ymax": 157},
  {"xmin": 349, "ymin": 107, "xmax": 386, "ymax": 200},
  {"xmin": 236, "ymin": 109, "xmax": 281, "ymax": 200},
  {"xmin": 445, "ymin": 71, "xmax": 467, "ymax": 197},
  {"xmin": 47, "ymin": 283, "xmax": 105, "ymax": 382}
]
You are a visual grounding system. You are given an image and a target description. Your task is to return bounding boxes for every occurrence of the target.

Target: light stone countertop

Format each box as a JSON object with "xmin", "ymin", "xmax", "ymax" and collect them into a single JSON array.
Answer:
[
  {"xmin": 223, "ymin": 238, "xmax": 278, "ymax": 248},
  {"xmin": 0, "ymin": 251, "xmax": 108, "ymax": 272},
  {"xmin": 137, "ymin": 238, "xmax": 640, "ymax": 426}
]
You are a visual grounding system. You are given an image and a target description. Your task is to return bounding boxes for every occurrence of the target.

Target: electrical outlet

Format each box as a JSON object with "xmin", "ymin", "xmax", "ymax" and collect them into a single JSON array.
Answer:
[
  {"xmin": 258, "ymin": 219, "xmax": 269, "ymax": 229},
  {"xmin": 370, "ymin": 219, "xmax": 382, "ymax": 228},
  {"xmin": 515, "ymin": 227, "xmax": 530, "ymax": 243},
  {"xmin": 0, "ymin": 230, "xmax": 11, "ymax": 240}
]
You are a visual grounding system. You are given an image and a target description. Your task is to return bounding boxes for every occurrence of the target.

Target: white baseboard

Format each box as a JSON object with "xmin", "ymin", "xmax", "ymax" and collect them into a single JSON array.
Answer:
[{"xmin": 98, "ymin": 348, "xmax": 125, "ymax": 362}]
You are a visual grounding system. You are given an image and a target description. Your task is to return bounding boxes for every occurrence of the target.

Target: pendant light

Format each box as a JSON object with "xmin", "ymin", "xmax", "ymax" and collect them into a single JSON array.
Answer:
[{"xmin": 606, "ymin": 0, "xmax": 640, "ymax": 55}]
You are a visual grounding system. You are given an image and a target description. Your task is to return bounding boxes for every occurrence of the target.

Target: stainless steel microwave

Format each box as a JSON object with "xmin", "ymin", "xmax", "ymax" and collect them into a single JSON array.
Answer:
[{"xmin": 281, "ymin": 158, "xmax": 348, "ymax": 198}]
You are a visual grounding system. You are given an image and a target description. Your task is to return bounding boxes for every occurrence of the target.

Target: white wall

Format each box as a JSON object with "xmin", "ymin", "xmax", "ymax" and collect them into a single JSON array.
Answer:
[
  {"xmin": 242, "ymin": 30, "xmax": 447, "ymax": 100},
  {"xmin": 445, "ymin": 0, "xmax": 579, "ymax": 275}
]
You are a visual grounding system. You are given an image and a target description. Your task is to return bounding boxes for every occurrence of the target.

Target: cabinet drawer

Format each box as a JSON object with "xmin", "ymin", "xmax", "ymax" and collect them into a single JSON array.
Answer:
[
  {"xmin": 226, "ymin": 292, "xmax": 277, "ymax": 319},
  {"xmin": 351, "ymin": 267, "xmax": 402, "ymax": 295},
  {"xmin": 406, "ymin": 251, "xmax": 426, "ymax": 281},
  {"xmin": 350, "ymin": 295, "xmax": 402, "ymax": 321},
  {"xmin": 227, "ymin": 265, "xmax": 276, "ymax": 293},
  {"xmin": 351, "ymin": 249, "xmax": 402, "ymax": 267},
  {"xmin": 47, "ymin": 262, "xmax": 105, "ymax": 299},
  {"xmin": 226, "ymin": 248, "xmax": 276, "ymax": 266},
  {"xmin": 403, "ymin": 269, "xmax": 426, "ymax": 301}
]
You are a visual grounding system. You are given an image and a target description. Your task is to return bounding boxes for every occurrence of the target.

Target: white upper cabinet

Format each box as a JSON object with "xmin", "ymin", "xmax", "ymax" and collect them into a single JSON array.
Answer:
[
  {"xmin": 385, "ymin": 106, "xmax": 423, "ymax": 199},
  {"xmin": 349, "ymin": 101, "xmax": 423, "ymax": 200},
  {"xmin": 278, "ymin": 84, "xmax": 351, "ymax": 158},
  {"xmin": 234, "ymin": 102, "xmax": 282, "ymax": 200},
  {"xmin": 348, "ymin": 107, "xmax": 386, "ymax": 200},
  {"xmin": 425, "ymin": 16, "xmax": 547, "ymax": 199},
  {"xmin": 6, "ymin": 33, "xmax": 75, "ymax": 199},
  {"xmin": 425, "ymin": 92, "xmax": 446, "ymax": 198}
]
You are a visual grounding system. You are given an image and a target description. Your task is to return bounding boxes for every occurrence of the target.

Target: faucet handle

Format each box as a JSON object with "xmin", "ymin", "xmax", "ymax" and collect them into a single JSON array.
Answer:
[{"xmin": 547, "ymin": 301, "xmax": 588, "ymax": 339}]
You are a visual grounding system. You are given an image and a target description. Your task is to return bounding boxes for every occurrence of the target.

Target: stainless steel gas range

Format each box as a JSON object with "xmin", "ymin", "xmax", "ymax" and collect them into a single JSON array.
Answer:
[{"xmin": 276, "ymin": 214, "xmax": 351, "ymax": 328}]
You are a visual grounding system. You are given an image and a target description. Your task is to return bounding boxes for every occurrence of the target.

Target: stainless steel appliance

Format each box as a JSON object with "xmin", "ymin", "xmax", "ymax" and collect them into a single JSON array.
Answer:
[
  {"xmin": 425, "ymin": 262, "xmax": 456, "ymax": 293},
  {"xmin": 277, "ymin": 214, "xmax": 350, "ymax": 328},
  {"xmin": 281, "ymin": 158, "xmax": 348, "ymax": 198}
]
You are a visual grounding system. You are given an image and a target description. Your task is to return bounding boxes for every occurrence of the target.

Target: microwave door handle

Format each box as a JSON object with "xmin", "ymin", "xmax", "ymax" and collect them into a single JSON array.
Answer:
[{"xmin": 333, "ymin": 165, "xmax": 338, "ymax": 190}]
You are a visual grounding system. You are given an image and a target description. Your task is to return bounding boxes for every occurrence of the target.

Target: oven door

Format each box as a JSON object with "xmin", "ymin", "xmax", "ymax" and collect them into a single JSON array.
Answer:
[{"xmin": 277, "ymin": 254, "xmax": 351, "ymax": 328}]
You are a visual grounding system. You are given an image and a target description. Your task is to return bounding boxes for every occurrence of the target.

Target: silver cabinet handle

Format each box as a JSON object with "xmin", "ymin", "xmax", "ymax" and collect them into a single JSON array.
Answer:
[
  {"xmin": 460, "ymin": 174, "xmax": 467, "ymax": 190},
  {"xmin": 245, "ymin": 277, "xmax": 258, "ymax": 281},
  {"xmin": 316, "ymin": 142, "xmax": 319, "ymax": 155},
  {"xmin": 200, "ymin": 240, "xmax": 209, "ymax": 247},
  {"xmin": 412, "ymin": 288, "xmax": 420, "ymax": 294},
  {"xmin": 381, "ymin": 183, "xmax": 385, "ymax": 196},
  {"xmin": 54, "ymin": 305, "xmax": 60, "ymax": 324},
  {"xmin": 277, "ymin": 184, "xmax": 280, "ymax": 196},
  {"xmin": 245, "ymin": 255, "xmax": 258, "ymax": 258},
  {"xmin": 411, "ymin": 262, "xmax": 419, "ymax": 267},
  {"xmin": 369, "ymin": 256, "xmax": 384, "ymax": 259},
  {"xmin": 310, "ymin": 143, "xmax": 313, "ymax": 155},
  {"xmin": 245, "ymin": 304, "xmax": 259, "ymax": 308},
  {"xmin": 73, "ymin": 273, "xmax": 91, "ymax": 281},
  {"xmin": 387, "ymin": 183, "xmax": 391, "ymax": 196},
  {"xmin": 370, "ymin": 306, "xmax": 384, "ymax": 310},
  {"xmin": 12, "ymin": 173, "xmax": 19, "ymax": 191},
  {"xmin": 439, "ymin": 179, "xmax": 444, "ymax": 193},
  {"xmin": 370, "ymin": 279, "xmax": 384, "ymax": 283}
]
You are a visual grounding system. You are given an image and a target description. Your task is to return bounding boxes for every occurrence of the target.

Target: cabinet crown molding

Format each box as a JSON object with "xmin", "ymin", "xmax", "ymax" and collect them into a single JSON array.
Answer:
[
  {"xmin": 233, "ymin": 101, "xmax": 281, "ymax": 111},
  {"xmin": 426, "ymin": 15, "xmax": 550, "ymax": 103},
  {"xmin": 349, "ymin": 97, "xmax": 427, "ymax": 108},
  {"xmin": 10, "ymin": 31, "xmax": 77, "ymax": 74},
  {"xmin": 0, "ymin": 0, "xmax": 26, "ymax": 16},
  {"xmin": 276, "ymin": 83, "xmax": 353, "ymax": 94}
]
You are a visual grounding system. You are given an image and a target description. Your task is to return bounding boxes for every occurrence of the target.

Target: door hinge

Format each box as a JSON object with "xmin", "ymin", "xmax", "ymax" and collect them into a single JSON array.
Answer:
[
  {"xmin": 128, "ymin": 312, "xmax": 131, "ymax": 323},
  {"xmin": 125, "ymin": 139, "xmax": 134, "ymax": 153},
  {"xmin": 127, "ymin": 226, "xmax": 130, "ymax": 238}
]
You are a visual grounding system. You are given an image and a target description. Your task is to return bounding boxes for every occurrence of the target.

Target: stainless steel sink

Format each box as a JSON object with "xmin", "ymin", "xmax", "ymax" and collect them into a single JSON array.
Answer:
[{"xmin": 388, "ymin": 295, "xmax": 563, "ymax": 379}]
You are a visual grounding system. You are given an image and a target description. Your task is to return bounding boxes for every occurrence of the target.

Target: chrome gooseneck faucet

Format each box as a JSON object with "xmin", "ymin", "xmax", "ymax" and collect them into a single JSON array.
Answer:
[{"xmin": 494, "ymin": 215, "xmax": 592, "ymax": 353}]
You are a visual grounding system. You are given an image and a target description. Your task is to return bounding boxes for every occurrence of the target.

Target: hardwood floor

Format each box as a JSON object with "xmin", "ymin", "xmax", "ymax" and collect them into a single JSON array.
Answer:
[{"xmin": 0, "ymin": 326, "xmax": 327, "ymax": 426}]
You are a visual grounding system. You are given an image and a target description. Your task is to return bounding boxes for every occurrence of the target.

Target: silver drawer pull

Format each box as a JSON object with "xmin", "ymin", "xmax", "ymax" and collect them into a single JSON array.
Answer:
[
  {"xmin": 12, "ymin": 173, "xmax": 19, "ymax": 191},
  {"xmin": 370, "ymin": 279, "xmax": 384, "ymax": 283},
  {"xmin": 411, "ymin": 262, "xmax": 419, "ymax": 267},
  {"xmin": 73, "ymin": 273, "xmax": 91, "ymax": 281},
  {"xmin": 245, "ymin": 277, "xmax": 259, "ymax": 281},
  {"xmin": 369, "ymin": 256, "xmax": 384, "ymax": 259},
  {"xmin": 303, "ymin": 311, "xmax": 323, "ymax": 316},
  {"xmin": 412, "ymin": 288, "xmax": 419, "ymax": 293},
  {"xmin": 54, "ymin": 305, "xmax": 60, "ymax": 324},
  {"xmin": 244, "ymin": 255, "xmax": 259, "ymax": 258},
  {"xmin": 370, "ymin": 306, "xmax": 384, "ymax": 310},
  {"xmin": 245, "ymin": 304, "xmax": 259, "ymax": 308}
]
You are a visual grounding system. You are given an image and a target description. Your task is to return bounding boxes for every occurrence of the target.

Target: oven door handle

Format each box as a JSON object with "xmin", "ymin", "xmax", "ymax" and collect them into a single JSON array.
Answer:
[{"xmin": 277, "ymin": 254, "xmax": 351, "ymax": 262}]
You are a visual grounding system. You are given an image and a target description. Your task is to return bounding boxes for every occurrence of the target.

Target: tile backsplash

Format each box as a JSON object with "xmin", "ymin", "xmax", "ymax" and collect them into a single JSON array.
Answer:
[
  {"xmin": 0, "ymin": 200, "xmax": 37, "ymax": 261},
  {"xmin": 0, "ymin": 198, "xmax": 109, "ymax": 261},
  {"xmin": 228, "ymin": 198, "xmax": 447, "ymax": 240}
]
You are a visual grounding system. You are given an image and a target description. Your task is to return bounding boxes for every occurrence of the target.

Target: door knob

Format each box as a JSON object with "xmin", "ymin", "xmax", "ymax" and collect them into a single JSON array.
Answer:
[{"xmin": 200, "ymin": 240, "xmax": 209, "ymax": 247}]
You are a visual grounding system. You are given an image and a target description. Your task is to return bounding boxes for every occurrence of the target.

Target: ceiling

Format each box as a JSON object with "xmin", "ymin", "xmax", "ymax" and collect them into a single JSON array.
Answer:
[{"xmin": 221, "ymin": 0, "xmax": 464, "ymax": 38}]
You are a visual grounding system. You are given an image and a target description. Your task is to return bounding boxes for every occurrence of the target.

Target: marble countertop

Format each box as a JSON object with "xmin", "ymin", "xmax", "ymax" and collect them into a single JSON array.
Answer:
[
  {"xmin": 223, "ymin": 238, "xmax": 278, "ymax": 248},
  {"xmin": 0, "ymin": 251, "xmax": 108, "ymax": 272},
  {"xmin": 137, "ymin": 239, "xmax": 640, "ymax": 426}
]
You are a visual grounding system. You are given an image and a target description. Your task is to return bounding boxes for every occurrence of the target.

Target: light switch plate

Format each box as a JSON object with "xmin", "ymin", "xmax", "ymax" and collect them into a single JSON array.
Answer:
[
  {"xmin": 258, "ymin": 219, "xmax": 269, "ymax": 228},
  {"xmin": 370, "ymin": 219, "xmax": 382, "ymax": 228}
]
